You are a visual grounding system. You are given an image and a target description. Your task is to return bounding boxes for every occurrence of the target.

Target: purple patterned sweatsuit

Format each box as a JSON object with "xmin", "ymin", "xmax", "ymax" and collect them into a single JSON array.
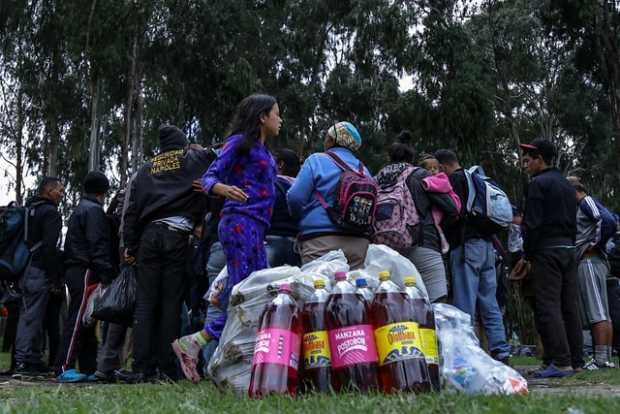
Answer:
[{"xmin": 201, "ymin": 134, "xmax": 276, "ymax": 338}]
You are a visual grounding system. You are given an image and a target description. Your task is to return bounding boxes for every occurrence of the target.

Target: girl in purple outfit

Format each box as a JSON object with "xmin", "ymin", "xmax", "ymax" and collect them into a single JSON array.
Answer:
[{"xmin": 172, "ymin": 94, "xmax": 281, "ymax": 383}]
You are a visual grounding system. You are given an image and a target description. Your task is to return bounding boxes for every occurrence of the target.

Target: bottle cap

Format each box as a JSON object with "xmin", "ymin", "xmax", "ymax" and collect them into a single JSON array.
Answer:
[
  {"xmin": 334, "ymin": 272, "xmax": 347, "ymax": 281},
  {"xmin": 404, "ymin": 276, "xmax": 416, "ymax": 286},
  {"xmin": 279, "ymin": 282, "xmax": 292, "ymax": 293},
  {"xmin": 313, "ymin": 279, "xmax": 326, "ymax": 289},
  {"xmin": 378, "ymin": 270, "xmax": 391, "ymax": 281},
  {"xmin": 355, "ymin": 278, "xmax": 368, "ymax": 288}
]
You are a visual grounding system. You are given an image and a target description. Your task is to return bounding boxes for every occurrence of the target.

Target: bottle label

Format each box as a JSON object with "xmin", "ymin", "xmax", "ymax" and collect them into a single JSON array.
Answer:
[
  {"xmin": 374, "ymin": 322, "xmax": 424, "ymax": 366},
  {"xmin": 420, "ymin": 328, "xmax": 439, "ymax": 363},
  {"xmin": 252, "ymin": 328, "xmax": 301, "ymax": 370},
  {"xmin": 303, "ymin": 330, "xmax": 331, "ymax": 368},
  {"xmin": 328, "ymin": 324, "xmax": 378, "ymax": 368}
]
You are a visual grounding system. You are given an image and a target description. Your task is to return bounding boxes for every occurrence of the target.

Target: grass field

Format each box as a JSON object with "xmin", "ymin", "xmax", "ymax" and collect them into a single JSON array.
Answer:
[{"xmin": 1, "ymin": 353, "xmax": 620, "ymax": 413}]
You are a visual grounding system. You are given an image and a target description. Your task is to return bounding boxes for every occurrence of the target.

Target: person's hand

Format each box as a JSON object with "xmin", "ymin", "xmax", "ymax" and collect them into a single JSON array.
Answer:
[
  {"xmin": 192, "ymin": 180, "xmax": 204, "ymax": 192},
  {"xmin": 124, "ymin": 248, "xmax": 136, "ymax": 265},
  {"xmin": 212, "ymin": 183, "xmax": 249, "ymax": 203},
  {"xmin": 509, "ymin": 257, "xmax": 530, "ymax": 281}
]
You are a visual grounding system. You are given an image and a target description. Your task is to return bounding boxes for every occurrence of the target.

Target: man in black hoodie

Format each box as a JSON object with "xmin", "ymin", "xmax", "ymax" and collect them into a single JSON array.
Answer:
[
  {"xmin": 56, "ymin": 171, "xmax": 113, "ymax": 382},
  {"xmin": 518, "ymin": 139, "xmax": 583, "ymax": 377},
  {"xmin": 13, "ymin": 177, "xmax": 64, "ymax": 376},
  {"xmin": 121, "ymin": 125, "xmax": 210, "ymax": 381}
]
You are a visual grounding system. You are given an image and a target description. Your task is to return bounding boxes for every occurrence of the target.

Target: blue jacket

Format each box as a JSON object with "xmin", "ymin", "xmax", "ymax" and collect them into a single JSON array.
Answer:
[{"xmin": 287, "ymin": 147, "xmax": 371, "ymax": 238}]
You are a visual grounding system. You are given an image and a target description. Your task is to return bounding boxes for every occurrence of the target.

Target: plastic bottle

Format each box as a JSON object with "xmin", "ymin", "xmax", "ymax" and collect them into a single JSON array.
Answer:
[
  {"xmin": 326, "ymin": 271, "xmax": 379, "ymax": 393},
  {"xmin": 301, "ymin": 279, "xmax": 332, "ymax": 393},
  {"xmin": 371, "ymin": 271, "xmax": 431, "ymax": 394},
  {"xmin": 404, "ymin": 276, "xmax": 440, "ymax": 392},
  {"xmin": 248, "ymin": 283, "xmax": 302, "ymax": 398},
  {"xmin": 355, "ymin": 278, "xmax": 374, "ymax": 304}
]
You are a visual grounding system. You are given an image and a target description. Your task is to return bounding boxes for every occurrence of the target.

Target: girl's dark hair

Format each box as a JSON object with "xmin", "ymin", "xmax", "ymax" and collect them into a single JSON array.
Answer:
[
  {"xmin": 396, "ymin": 130, "xmax": 413, "ymax": 144},
  {"xmin": 389, "ymin": 142, "xmax": 416, "ymax": 163},
  {"xmin": 228, "ymin": 94, "xmax": 277, "ymax": 156},
  {"xmin": 274, "ymin": 148, "xmax": 301, "ymax": 177}
]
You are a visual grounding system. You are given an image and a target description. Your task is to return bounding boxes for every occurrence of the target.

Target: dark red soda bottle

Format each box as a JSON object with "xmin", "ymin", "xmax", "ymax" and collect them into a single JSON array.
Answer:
[
  {"xmin": 404, "ymin": 276, "xmax": 440, "ymax": 391},
  {"xmin": 371, "ymin": 271, "xmax": 431, "ymax": 394},
  {"xmin": 300, "ymin": 279, "xmax": 332, "ymax": 393},
  {"xmin": 248, "ymin": 283, "xmax": 302, "ymax": 398},
  {"xmin": 326, "ymin": 271, "xmax": 379, "ymax": 393}
]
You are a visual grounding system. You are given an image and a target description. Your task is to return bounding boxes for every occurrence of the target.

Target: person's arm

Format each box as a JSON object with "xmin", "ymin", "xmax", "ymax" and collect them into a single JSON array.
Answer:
[
  {"xmin": 286, "ymin": 156, "xmax": 316, "ymax": 218},
  {"xmin": 39, "ymin": 208, "xmax": 62, "ymax": 280},
  {"xmin": 522, "ymin": 180, "xmax": 545, "ymax": 257},
  {"xmin": 85, "ymin": 206, "xmax": 114, "ymax": 284}
]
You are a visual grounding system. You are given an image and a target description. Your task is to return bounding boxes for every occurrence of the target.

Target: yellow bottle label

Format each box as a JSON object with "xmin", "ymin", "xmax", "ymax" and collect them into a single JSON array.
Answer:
[
  {"xmin": 303, "ymin": 330, "xmax": 331, "ymax": 368},
  {"xmin": 420, "ymin": 328, "xmax": 438, "ymax": 363},
  {"xmin": 374, "ymin": 322, "xmax": 424, "ymax": 366}
]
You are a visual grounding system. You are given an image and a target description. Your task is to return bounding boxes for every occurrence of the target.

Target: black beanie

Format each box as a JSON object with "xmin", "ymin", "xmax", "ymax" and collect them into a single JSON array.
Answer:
[
  {"xmin": 84, "ymin": 171, "xmax": 110, "ymax": 194},
  {"xmin": 159, "ymin": 124, "xmax": 188, "ymax": 152}
]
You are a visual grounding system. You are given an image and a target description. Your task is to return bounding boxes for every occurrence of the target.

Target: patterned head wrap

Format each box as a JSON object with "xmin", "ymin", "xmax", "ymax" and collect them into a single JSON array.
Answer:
[{"xmin": 327, "ymin": 121, "xmax": 362, "ymax": 151}]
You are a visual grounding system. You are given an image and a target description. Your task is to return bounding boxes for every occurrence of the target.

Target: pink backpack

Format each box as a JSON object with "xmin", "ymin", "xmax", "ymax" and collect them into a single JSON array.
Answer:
[
  {"xmin": 371, "ymin": 166, "xmax": 421, "ymax": 252},
  {"xmin": 315, "ymin": 152, "xmax": 378, "ymax": 236}
]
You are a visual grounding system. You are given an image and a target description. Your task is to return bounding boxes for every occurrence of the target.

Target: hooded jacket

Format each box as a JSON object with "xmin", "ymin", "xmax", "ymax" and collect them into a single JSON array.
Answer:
[
  {"xmin": 25, "ymin": 196, "xmax": 62, "ymax": 280},
  {"xmin": 64, "ymin": 195, "xmax": 114, "ymax": 283}
]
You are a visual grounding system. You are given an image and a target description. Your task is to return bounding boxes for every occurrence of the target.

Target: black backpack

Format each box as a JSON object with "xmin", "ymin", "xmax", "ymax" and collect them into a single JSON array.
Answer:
[{"xmin": 0, "ymin": 202, "xmax": 43, "ymax": 282}]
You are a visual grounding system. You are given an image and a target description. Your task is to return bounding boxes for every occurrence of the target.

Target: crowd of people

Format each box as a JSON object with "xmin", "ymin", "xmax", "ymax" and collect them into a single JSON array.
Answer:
[{"xmin": 1, "ymin": 93, "xmax": 618, "ymax": 385}]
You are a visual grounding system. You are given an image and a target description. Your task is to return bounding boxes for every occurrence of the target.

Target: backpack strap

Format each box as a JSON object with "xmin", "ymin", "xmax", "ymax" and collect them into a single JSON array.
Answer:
[{"xmin": 324, "ymin": 151, "xmax": 364, "ymax": 177}]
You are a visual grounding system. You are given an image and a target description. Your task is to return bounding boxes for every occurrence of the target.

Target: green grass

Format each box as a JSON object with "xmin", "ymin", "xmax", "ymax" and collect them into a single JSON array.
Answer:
[{"xmin": 0, "ymin": 382, "xmax": 619, "ymax": 414}]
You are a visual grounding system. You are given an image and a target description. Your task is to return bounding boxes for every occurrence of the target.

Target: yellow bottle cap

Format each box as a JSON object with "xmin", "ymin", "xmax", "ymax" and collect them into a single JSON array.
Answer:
[
  {"xmin": 404, "ymin": 276, "xmax": 416, "ymax": 286},
  {"xmin": 314, "ymin": 279, "xmax": 326, "ymax": 289},
  {"xmin": 378, "ymin": 271, "xmax": 391, "ymax": 281}
]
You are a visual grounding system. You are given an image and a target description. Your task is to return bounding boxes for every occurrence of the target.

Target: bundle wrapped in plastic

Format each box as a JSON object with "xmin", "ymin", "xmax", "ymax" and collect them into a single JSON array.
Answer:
[
  {"xmin": 434, "ymin": 303, "xmax": 528, "ymax": 395},
  {"xmin": 207, "ymin": 250, "xmax": 348, "ymax": 393},
  {"xmin": 350, "ymin": 244, "xmax": 429, "ymax": 299}
]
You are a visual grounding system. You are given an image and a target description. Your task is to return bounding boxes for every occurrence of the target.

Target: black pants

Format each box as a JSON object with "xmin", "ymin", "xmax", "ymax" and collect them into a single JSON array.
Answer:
[
  {"xmin": 96, "ymin": 322, "xmax": 128, "ymax": 374},
  {"xmin": 531, "ymin": 248, "xmax": 584, "ymax": 368},
  {"xmin": 45, "ymin": 291, "xmax": 64, "ymax": 370},
  {"xmin": 133, "ymin": 223, "xmax": 188, "ymax": 378},
  {"xmin": 55, "ymin": 266, "xmax": 98, "ymax": 374}
]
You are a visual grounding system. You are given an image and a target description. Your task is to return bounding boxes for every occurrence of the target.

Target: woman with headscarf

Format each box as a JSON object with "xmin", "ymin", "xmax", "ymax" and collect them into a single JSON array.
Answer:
[{"xmin": 287, "ymin": 121, "xmax": 372, "ymax": 269}]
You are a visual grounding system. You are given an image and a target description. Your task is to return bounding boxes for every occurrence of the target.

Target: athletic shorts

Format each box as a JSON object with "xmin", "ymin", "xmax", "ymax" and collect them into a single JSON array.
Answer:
[{"xmin": 577, "ymin": 255, "xmax": 611, "ymax": 327}]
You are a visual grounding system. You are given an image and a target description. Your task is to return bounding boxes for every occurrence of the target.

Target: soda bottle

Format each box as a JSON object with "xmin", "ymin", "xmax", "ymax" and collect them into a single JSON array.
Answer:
[
  {"xmin": 326, "ymin": 271, "xmax": 379, "ymax": 393},
  {"xmin": 355, "ymin": 278, "xmax": 374, "ymax": 304},
  {"xmin": 301, "ymin": 279, "xmax": 332, "ymax": 393},
  {"xmin": 371, "ymin": 271, "xmax": 431, "ymax": 394},
  {"xmin": 248, "ymin": 282, "xmax": 302, "ymax": 398},
  {"xmin": 404, "ymin": 276, "xmax": 440, "ymax": 392}
]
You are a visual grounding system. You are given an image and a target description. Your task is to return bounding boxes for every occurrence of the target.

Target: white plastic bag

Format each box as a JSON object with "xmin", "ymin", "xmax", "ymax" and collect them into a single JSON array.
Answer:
[
  {"xmin": 361, "ymin": 244, "xmax": 428, "ymax": 298},
  {"xmin": 434, "ymin": 303, "xmax": 528, "ymax": 395}
]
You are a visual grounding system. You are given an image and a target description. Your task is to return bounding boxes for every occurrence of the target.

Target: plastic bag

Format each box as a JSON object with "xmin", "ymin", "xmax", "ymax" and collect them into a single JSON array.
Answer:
[
  {"xmin": 434, "ymin": 303, "xmax": 528, "ymax": 395},
  {"xmin": 207, "ymin": 251, "xmax": 347, "ymax": 394},
  {"xmin": 82, "ymin": 284, "xmax": 103, "ymax": 327},
  {"xmin": 360, "ymin": 244, "xmax": 428, "ymax": 298},
  {"xmin": 92, "ymin": 265, "xmax": 136, "ymax": 326}
]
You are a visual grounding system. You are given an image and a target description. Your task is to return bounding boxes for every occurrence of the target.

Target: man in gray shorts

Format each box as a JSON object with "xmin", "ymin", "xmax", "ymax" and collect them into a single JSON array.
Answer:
[{"xmin": 570, "ymin": 178, "xmax": 617, "ymax": 368}]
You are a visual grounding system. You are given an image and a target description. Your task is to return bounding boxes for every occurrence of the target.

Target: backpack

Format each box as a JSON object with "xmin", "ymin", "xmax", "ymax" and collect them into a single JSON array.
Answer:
[
  {"xmin": 314, "ymin": 152, "xmax": 378, "ymax": 236},
  {"xmin": 371, "ymin": 165, "xmax": 421, "ymax": 252},
  {"xmin": 463, "ymin": 166, "xmax": 512, "ymax": 235},
  {"xmin": 0, "ymin": 202, "xmax": 42, "ymax": 282}
]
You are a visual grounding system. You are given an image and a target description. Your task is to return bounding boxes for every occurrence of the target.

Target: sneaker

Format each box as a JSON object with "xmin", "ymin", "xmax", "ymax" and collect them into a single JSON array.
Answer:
[
  {"xmin": 57, "ymin": 369, "xmax": 88, "ymax": 383},
  {"xmin": 172, "ymin": 334, "xmax": 203, "ymax": 383},
  {"xmin": 583, "ymin": 359, "xmax": 615, "ymax": 370},
  {"xmin": 114, "ymin": 369, "xmax": 159, "ymax": 384},
  {"xmin": 532, "ymin": 364, "xmax": 574, "ymax": 378},
  {"xmin": 12, "ymin": 362, "xmax": 48, "ymax": 380}
]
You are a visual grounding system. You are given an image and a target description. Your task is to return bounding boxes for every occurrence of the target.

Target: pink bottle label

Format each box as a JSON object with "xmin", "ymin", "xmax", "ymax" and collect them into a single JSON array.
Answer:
[
  {"xmin": 328, "ymin": 324, "xmax": 378, "ymax": 368},
  {"xmin": 252, "ymin": 328, "xmax": 301, "ymax": 370}
]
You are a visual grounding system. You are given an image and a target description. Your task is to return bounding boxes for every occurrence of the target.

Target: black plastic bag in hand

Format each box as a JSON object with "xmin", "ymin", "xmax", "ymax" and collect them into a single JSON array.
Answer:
[{"xmin": 92, "ymin": 265, "xmax": 136, "ymax": 326}]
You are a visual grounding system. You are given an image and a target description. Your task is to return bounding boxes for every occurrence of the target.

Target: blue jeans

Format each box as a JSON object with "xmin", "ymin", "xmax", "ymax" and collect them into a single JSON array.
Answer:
[
  {"xmin": 451, "ymin": 238, "xmax": 510, "ymax": 357},
  {"xmin": 202, "ymin": 241, "xmax": 227, "ymax": 373},
  {"xmin": 265, "ymin": 235, "xmax": 300, "ymax": 267}
]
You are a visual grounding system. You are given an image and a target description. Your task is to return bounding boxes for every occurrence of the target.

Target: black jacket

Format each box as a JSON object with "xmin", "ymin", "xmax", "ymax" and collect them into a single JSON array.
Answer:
[
  {"xmin": 443, "ymin": 168, "xmax": 488, "ymax": 248},
  {"xmin": 64, "ymin": 195, "xmax": 114, "ymax": 284},
  {"xmin": 522, "ymin": 168, "xmax": 576, "ymax": 256},
  {"xmin": 375, "ymin": 163, "xmax": 459, "ymax": 252},
  {"xmin": 123, "ymin": 147, "xmax": 214, "ymax": 255},
  {"xmin": 25, "ymin": 196, "xmax": 62, "ymax": 280},
  {"xmin": 268, "ymin": 176, "xmax": 299, "ymax": 238}
]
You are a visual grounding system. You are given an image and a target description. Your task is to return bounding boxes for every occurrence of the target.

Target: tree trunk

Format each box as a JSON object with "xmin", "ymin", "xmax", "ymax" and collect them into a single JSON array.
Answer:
[
  {"xmin": 121, "ymin": 33, "xmax": 138, "ymax": 185},
  {"xmin": 15, "ymin": 89, "xmax": 24, "ymax": 205},
  {"xmin": 131, "ymin": 85, "xmax": 144, "ymax": 174},
  {"xmin": 88, "ymin": 78, "xmax": 101, "ymax": 172}
]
